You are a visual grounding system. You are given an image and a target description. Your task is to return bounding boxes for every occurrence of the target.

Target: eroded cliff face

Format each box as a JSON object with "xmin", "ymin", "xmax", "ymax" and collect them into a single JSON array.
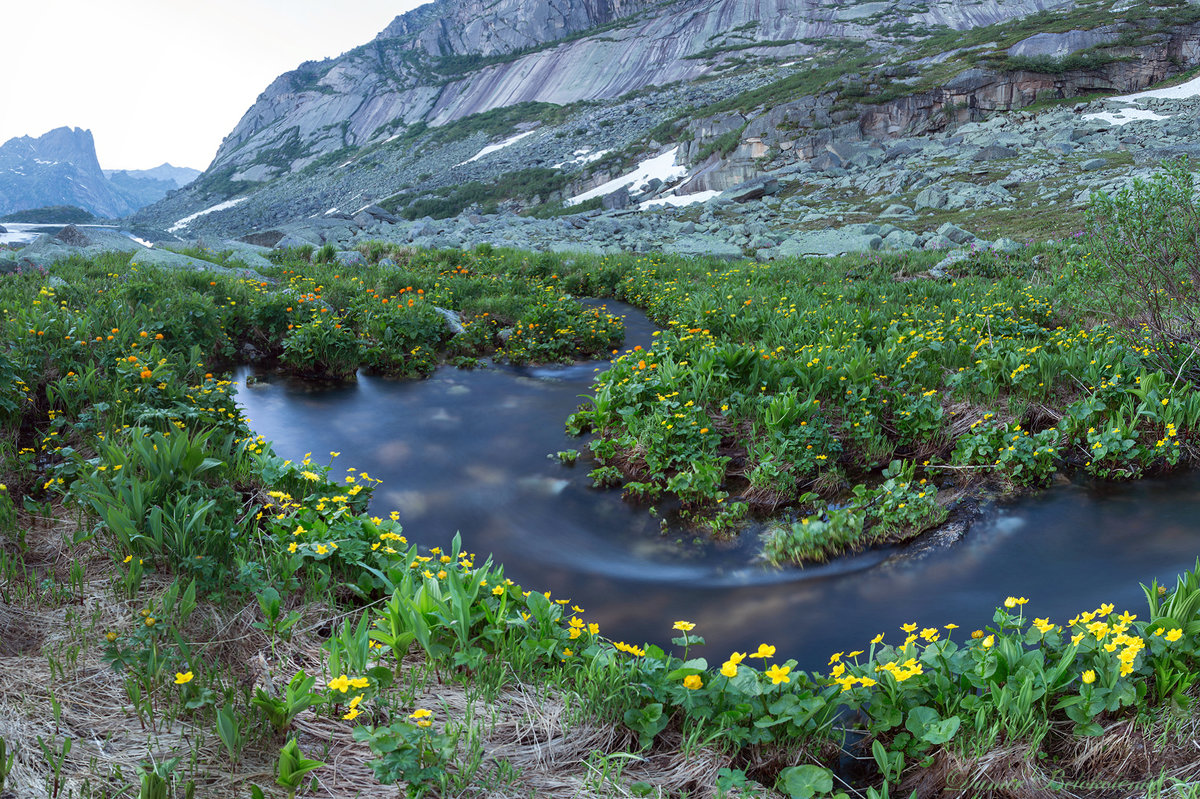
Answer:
[{"xmin": 209, "ymin": 0, "xmax": 1078, "ymax": 174}]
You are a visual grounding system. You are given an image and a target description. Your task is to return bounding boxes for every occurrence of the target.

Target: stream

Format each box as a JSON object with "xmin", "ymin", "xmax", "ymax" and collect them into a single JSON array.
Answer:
[{"xmin": 234, "ymin": 301, "xmax": 1200, "ymax": 670}]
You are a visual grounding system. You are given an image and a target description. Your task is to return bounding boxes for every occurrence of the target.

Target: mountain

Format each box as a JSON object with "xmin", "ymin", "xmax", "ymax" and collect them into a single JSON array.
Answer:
[
  {"xmin": 131, "ymin": 0, "xmax": 1200, "ymax": 240},
  {"xmin": 105, "ymin": 163, "xmax": 201, "ymax": 189},
  {"xmin": 0, "ymin": 129, "xmax": 195, "ymax": 218}
]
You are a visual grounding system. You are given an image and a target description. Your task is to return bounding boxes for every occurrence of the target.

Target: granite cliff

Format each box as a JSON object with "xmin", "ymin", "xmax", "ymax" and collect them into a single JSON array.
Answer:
[{"xmin": 131, "ymin": 0, "xmax": 1200, "ymax": 245}]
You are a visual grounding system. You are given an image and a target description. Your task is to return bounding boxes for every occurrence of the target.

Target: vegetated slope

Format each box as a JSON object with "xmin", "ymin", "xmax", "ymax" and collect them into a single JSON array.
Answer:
[{"xmin": 134, "ymin": 0, "xmax": 1200, "ymax": 238}]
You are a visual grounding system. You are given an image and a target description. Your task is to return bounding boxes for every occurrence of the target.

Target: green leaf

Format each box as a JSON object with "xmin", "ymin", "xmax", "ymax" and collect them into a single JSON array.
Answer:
[{"xmin": 778, "ymin": 765, "xmax": 834, "ymax": 799}]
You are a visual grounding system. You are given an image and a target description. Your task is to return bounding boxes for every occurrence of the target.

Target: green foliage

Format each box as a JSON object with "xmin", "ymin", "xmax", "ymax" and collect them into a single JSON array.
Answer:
[
  {"xmin": 0, "ymin": 205, "xmax": 94, "ymax": 224},
  {"xmin": 280, "ymin": 317, "xmax": 360, "ymax": 380},
  {"xmin": 397, "ymin": 168, "xmax": 569, "ymax": 220},
  {"xmin": 275, "ymin": 738, "xmax": 324, "ymax": 799},
  {"xmin": 1084, "ymin": 157, "xmax": 1200, "ymax": 377}
]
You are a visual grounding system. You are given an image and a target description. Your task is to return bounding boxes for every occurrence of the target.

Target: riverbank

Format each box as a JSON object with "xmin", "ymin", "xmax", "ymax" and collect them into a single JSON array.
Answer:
[{"xmin": 4, "ymin": 238, "xmax": 1200, "ymax": 797}]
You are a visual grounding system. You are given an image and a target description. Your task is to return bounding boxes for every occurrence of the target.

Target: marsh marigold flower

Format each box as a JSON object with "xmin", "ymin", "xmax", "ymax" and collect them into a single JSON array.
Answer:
[
  {"xmin": 174, "ymin": 671, "xmax": 194, "ymax": 685},
  {"xmin": 750, "ymin": 644, "xmax": 775, "ymax": 659},
  {"xmin": 765, "ymin": 664, "xmax": 791, "ymax": 685},
  {"xmin": 1082, "ymin": 670, "xmax": 1096, "ymax": 685},
  {"xmin": 673, "ymin": 620, "xmax": 696, "ymax": 632},
  {"xmin": 682, "ymin": 674, "xmax": 703, "ymax": 690},
  {"xmin": 410, "ymin": 708, "xmax": 433, "ymax": 728}
]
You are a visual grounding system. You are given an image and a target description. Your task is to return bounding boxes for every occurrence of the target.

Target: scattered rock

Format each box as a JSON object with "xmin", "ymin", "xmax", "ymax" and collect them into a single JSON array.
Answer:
[
  {"xmin": 239, "ymin": 230, "xmax": 286, "ymax": 248},
  {"xmin": 601, "ymin": 187, "xmax": 631, "ymax": 210},
  {"xmin": 1081, "ymin": 158, "xmax": 1107, "ymax": 171},
  {"xmin": 434, "ymin": 307, "xmax": 467, "ymax": 336},
  {"xmin": 722, "ymin": 176, "xmax": 779, "ymax": 203},
  {"xmin": 936, "ymin": 222, "xmax": 976, "ymax": 245},
  {"xmin": 335, "ymin": 250, "xmax": 367, "ymax": 267},
  {"xmin": 54, "ymin": 224, "xmax": 91, "ymax": 245}
]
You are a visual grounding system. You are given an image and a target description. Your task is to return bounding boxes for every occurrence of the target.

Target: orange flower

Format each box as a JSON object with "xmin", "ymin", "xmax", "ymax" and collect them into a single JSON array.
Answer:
[{"xmin": 140, "ymin": 369, "xmax": 153, "ymax": 379}]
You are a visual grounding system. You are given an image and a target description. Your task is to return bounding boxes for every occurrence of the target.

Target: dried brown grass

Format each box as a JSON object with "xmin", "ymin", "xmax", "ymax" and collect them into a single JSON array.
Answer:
[{"xmin": 0, "ymin": 506, "xmax": 780, "ymax": 798}]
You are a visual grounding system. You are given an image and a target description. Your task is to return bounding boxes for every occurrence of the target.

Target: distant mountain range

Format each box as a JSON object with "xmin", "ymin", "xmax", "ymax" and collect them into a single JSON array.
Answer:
[{"xmin": 0, "ymin": 127, "xmax": 199, "ymax": 218}]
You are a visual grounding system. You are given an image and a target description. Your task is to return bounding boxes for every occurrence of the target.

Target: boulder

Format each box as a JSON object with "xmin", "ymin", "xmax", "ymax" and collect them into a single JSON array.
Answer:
[
  {"xmin": 881, "ymin": 203, "xmax": 915, "ymax": 217},
  {"xmin": 129, "ymin": 247, "xmax": 234, "ymax": 273},
  {"xmin": 434, "ymin": 307, "xmax": 467, "ymax": 336},
  {"xmin": 936, "ymin": 222, "xmax": 976, "ymax": 245},
  {"xmin": 239, "ymin": 230, "xmax": 286, "ymax": 248},
  {"xmin": 0, "ymin": 225, "xmax": 7, "ymax": 234},
  {"xmin": 991, "ymin": 237, "xmax": 1023, "ymax": 253},
  {"xmin": 82, "ymin": 229, "xmax": 143, "ymax": 253},
  {"xmin": 661, "ymin": 235, "xmax": 744, "ymax": 260},
  {"xmin": 356, "ymin": 204, "xmax": 399, "ymax": 224},
  {"xmin": 218, "ymin": 240, "xmax": 275, "ymax": 270},
  {"xmin": 14, "ymin": 234, "xmax": 72, "ymax": 267},
  {"xmin": 601, "ymin": 186, "xmax": 631, "ymax": 210},
  {"xmin": 1081, "ymin": 158, "xmax": 1107, "ymax": 171},
  {"xmin": 721, "ymin": 176, "xmax": 780, "ymax": 203},
  {"xmin": 55, "ymin": 225, "xmax": 92, "ymax": 247},
  {"xmin": 778, "ymin": 226, "xmax": 882, "ymax": 257},
  {"xmin": 334, "ymin": 250, "xmax": 366, "ymax": 267},
  {"xmin": 973, "ymin": 145, "xmax": 1018, "ymax": 161},
  {"xmin": 915, "ymin": 186, "xmax": 949, "ymax": 210},
  {"xmin": 274, "ymin": 234, "xmax": 317, "ymax": 251}
]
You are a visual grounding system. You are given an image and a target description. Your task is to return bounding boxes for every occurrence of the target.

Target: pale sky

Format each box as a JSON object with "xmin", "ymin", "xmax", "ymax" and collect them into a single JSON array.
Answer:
[{"xmin": 5, "ymin": 1, "xmax": 430, "ymax": 171}]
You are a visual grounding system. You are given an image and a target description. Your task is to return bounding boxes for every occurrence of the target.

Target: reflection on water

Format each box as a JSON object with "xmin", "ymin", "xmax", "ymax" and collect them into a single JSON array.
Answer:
[{"xmin": 235, "ymin": 301, "xmax": 1200, "ymax": 670}]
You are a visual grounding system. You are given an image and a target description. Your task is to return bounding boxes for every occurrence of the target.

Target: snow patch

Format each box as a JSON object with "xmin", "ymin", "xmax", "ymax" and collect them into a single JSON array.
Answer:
[
  {"xmin": 456, "ymin": 130, "xmax": 538, "ymax": 166},
  {"xmin": 1114, "ymin": 73, "xmax": 1200, "ymax": 102},
  {"xmin": 552, "ymin": 148, "xmax": 611, "ymax": 169},
  {"xmin": 1082, "ymin": 108, "xmax": 1171, "ymax": 126},
  {"xmin": 567, "ymin": 147, "xmax": 689, "ymax": 205},
  {"xmin": 168, "ymin": 197, "xmax": 249, "ymax": 233},
  {"xmin": 640, "ymin": 190, "xmax": 721, "ymax": 209}
]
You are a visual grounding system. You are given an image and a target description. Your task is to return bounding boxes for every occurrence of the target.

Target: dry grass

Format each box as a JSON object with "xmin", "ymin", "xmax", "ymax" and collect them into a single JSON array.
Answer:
[{"xmin": 0, "ymin": 506, "xmax": 778, "ymax": 799}]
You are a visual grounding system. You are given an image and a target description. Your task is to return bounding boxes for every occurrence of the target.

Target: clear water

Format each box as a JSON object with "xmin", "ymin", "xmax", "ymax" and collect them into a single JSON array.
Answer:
[{"xmin": 234, "ymin": 301, "xmax": 1200, "ymax": 669}]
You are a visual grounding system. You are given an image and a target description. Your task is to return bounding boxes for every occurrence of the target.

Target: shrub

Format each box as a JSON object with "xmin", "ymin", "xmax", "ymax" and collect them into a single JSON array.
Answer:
[{"xmin": 1084, "ymin": 157, "xmax": 1200, "ymax": 380}]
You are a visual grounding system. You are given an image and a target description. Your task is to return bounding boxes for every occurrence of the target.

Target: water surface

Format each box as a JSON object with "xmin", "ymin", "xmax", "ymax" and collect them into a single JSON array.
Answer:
[{"xmin": 235, "ymin": 301, "xmax": 1200, "ymax": 669}]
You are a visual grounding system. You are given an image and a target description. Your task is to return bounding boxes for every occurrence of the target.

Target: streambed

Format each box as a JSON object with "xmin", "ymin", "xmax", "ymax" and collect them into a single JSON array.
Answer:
[{"xmin": 234, "ymin": 301, "xmax": 1200, "ymax": 670}]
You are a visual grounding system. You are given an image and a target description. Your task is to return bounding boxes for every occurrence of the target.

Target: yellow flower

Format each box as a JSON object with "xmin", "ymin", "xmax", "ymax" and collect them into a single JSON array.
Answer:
[
  {"xmin": 901, "ymin": 622, "xmax": 917, "ymax": 633},
  {"xmin": 492, "ymin": 585, "xmax": 504, "ymax": 596},
  {"xmin": 682, "ymin": 674, "xmax": 703, "ymax": 690},
  {"xmin": 328, "ymin": 675, "xmax": 351, "ymax": 693},
  {"xmin": 1082, "ymin": 670, "xmax": 1096, "ymax": 685},
  {"xmin": 721, "ymin": 661, "xmax": 738, "ymax": 678},
  {"xmin": 765, "ymin": 664, "xmax": 791, "ymax": 685},
  {"xmin": 410, "ymin": 708, "xmax": 433, "ymax": 728},
  {"xmin": 728, "ymin": 651, "xmax": 746, "ymax": 665},
  {"xmin": 673, "ymin": 620, "xmax": 696, "ymax": 632},
  {"xmin": 750, "ymin": 644, "xmax": 776, "ymax": 659},
  {"xmin": 1166, "ymin": 628, "xmax": 1183, "ymax": 642},
  {"xmin": 871, "ymin": 633, "xmax": 885, "ymax": 644},
  {"xmin": 174, "ymin": 671, "xmax": 194, "ymax": 685},
  {"xmin": 982, "ymin": 635, "xmax": 995, "ymax": 648},
  {"xmin": 349, "ymin": 677, "xmax": 370, "ymax": 689}
]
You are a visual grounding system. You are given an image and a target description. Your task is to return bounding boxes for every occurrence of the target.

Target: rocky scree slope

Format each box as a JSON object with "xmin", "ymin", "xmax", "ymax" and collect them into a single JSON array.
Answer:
[{"xmin": 132, "ymin": 0, "xmax": 1200, "ymax": 249}]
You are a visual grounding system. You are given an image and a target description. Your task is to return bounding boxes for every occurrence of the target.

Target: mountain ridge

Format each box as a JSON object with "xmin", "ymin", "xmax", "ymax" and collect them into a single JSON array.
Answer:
[{"xmin": 131, "ymin": 0, "xmax": 1200, "ymax": 246}]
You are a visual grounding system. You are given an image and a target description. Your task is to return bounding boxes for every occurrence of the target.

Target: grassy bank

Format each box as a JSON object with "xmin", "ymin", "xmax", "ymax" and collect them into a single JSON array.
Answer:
[{"xmin": 4, "ymin": 182, "xmax": 1200, "ymax": 796}]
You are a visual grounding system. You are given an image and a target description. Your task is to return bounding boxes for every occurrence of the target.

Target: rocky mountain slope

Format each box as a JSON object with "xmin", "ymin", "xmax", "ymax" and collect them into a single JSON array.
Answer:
[
  {"xmin": 0, "ymin": 128, "xmax": 197, "ymax": 218},
  {"xmin": 132, "ymin": 0, "xmax": 1200, "ymax": 251}
]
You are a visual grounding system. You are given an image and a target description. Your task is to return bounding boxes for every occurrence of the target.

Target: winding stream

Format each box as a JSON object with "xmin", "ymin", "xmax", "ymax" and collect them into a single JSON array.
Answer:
[{"xmin": 235, "ymin": 301, "xmax": 1200, "ymax": 670}]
